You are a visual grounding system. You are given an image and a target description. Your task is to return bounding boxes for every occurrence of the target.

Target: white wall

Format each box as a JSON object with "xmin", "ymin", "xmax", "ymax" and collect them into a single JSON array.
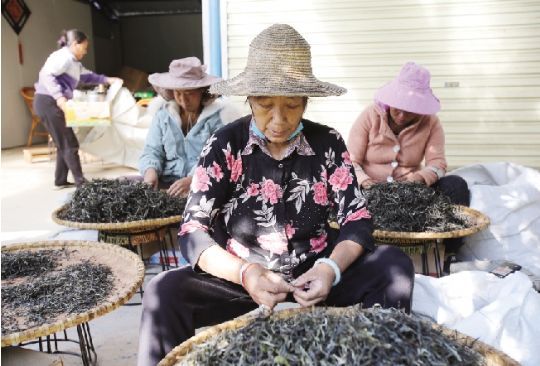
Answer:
[
  {"xmin": 222, "ymin": 0, "xmax": 540, "ymax": 168},
  {"xmin": 1, "ymin": 0, "xmax": 94, "ymax": 149}
]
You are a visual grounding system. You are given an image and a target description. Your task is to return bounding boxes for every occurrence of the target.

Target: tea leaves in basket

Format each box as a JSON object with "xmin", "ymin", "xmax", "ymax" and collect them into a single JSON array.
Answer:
[
  {"xmin": 1, "ymin": 256, "xmax": 113, "ymax": 335},
  {"xmin": 177, "ymin": 306, "xmax": 485, "ymax": 365},
  {"xmin": 57, "ymin": 179, "xmax": 186, "ymax": 223},
  {"xmin": 365, "ymin": 182, "xmax": 470, "ymax": 232}
]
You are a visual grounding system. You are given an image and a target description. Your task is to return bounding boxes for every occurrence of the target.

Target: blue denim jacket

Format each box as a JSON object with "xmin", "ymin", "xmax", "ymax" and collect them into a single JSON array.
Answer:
[{"xmin": 139, "ymin": 100, "xmax": 225, "ymax": 181}]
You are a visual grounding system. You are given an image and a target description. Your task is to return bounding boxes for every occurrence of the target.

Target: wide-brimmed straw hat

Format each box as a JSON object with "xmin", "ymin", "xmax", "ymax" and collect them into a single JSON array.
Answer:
[
  {"xmin": 149, "ymin": 57, "xmax": 221, "ymax": 100},
  {"xmin": 374, "ymin": 62, "xmax": 440, "ymax": 115},
  {"xmin": 210, "ymin": 24, "xmax": 346, "ymax": 97}
]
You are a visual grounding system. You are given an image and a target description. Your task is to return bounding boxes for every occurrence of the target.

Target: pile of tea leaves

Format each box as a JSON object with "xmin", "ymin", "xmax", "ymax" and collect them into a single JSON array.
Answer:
[
  {"xmin": 1, "ymin": 249, "xmax": 61, "ymax": 279},
  {"xmin": 58, "ymin": 179, "xmax": 187, "ymax": 223},
  {"xmin": 1, "ymin": 255, "xmax": 113, "ymax": 335},
  {"xmin": 364, "ymin": 182, "xmax": 470, "ymax": 232},
  {"xmin": 177, "ymin": 306, "xmax": 485, "ymax": 365}
]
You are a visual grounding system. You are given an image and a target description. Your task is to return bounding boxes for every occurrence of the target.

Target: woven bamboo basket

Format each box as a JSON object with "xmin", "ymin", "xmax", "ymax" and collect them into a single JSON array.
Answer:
[
  {"xmin": 373, "ymin": 205, "xmax": 490, "ymax": 245},
  {"xmin": 1, "ymin": 240, "xmax": 145, "ymax": 347},
  {"xmin": 158, "ymin": 306, "xmax": 518, "ymax": 366},
  {"xmin": 52, "ymin": 204, "xmax": 182, "ymax": 233}
]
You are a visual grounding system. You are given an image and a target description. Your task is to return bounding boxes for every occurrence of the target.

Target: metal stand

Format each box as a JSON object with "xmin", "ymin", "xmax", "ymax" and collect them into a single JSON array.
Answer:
[
  {"xmin": 22, "ymin": 322, "xmax": 96, "ymax": 366},
  {"xmin": 419, "ymin": 239, "xmax": 443, "ymax": 278},
  {"xmin": 98, "ymin": 225, "xmax": 181, "ymax": 299}
]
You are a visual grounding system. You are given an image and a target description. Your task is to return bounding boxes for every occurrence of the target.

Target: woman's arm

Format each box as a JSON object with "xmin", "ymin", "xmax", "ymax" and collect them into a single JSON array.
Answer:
[
  {"xmin": 347, "ymin": 107, "xmax": 373, "ymax": 186},
  {"xmin": 139, "ymin": 111, "xmax": 167, "ymax": 178},
  {"xmin": 409, "ymin": 116, "xmax": 447, "ymax": 186},
  {"xmin": 179, "ymin": 132, "xmax": 294, "ymax": 308}
]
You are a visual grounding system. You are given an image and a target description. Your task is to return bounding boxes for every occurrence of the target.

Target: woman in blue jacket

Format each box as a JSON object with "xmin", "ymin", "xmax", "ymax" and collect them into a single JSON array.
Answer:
[{"xmin": 139, "ymin": 57, "xmax": 236, "ymax": 197}]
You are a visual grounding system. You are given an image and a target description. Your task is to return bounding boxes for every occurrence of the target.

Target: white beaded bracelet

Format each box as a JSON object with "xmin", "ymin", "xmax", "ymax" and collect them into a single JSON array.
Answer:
[{"xmin": 314, "ymin": 258, "xmax": 341, "ymax": 286}]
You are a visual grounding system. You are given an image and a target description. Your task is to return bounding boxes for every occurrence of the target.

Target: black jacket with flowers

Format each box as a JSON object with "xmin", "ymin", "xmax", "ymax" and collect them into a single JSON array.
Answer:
[{"xmin": 179, "ymin": 115, "xmax": 374, "ymax": 281}]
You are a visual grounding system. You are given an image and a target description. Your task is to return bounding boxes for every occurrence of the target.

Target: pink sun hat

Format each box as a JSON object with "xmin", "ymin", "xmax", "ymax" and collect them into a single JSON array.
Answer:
[
  {"xmin": 148, "ymin": 57, "xmax": 222, "ymax": 100},
  {"xmin": 374, "ymin": 62, "xmax": 440, "ymax": 115}
]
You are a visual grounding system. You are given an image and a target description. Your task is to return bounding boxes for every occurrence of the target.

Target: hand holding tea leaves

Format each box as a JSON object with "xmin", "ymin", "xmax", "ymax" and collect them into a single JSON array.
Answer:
[
  {"xmin": 143, "ymin": 168, "xmax": 159, "ymax": 190},
  {"xmin": 361, "ymin": 178, "xmax": 377, "ymax": 189},
  {"xmin": 167, "ymin": 176, "xmax": 192, "ymax": 198},
  {"xmin": 291, "ymin": 264, "xmax": 334, "ymax": 307},
  {"xmin": 242, "ymin": 263, "xmax": 295, "ymax": 310}
]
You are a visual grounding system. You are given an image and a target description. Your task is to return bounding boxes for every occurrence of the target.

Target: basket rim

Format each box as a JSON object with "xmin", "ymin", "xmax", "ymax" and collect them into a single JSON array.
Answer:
[
  {"xmin": 158, "ymin": 306, "xmax": 518, "ymax": 366},
  {"xmin": 52, "ymin": 204, "xmax": 182, "ymax": 231},
  {"xmin": 373, "ymin": 205, "xmax": 490, "ymax": 242},
  {"xmin": 1, "ymin": 240, "xmax": 145, "ymax": 347}
]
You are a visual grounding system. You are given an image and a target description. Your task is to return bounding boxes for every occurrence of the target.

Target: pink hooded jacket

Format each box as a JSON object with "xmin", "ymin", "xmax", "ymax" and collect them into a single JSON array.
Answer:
[{"xmin": 347, "ymin": 103, "xmax": 447, "ymax": 186}]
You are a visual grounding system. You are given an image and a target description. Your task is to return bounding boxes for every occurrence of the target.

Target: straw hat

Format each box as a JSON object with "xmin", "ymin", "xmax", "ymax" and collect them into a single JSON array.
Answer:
[
  {"xmin": 149, "ymin": 57, "xmax": 222, "ymax": 100},
  {"xmin": 374, "ymin": 62, "xmax": 440, "ymax": 115},
  {"xmin": 210, "ymin": 24, "xmax": 346, "ymax": 97}
]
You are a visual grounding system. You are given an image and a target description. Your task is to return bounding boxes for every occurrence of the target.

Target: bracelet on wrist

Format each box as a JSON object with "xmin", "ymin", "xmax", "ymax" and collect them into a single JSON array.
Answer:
[
  {"xmin": 239, "ymin": 262, "xmax": 256, "ymax": 288},
  {"xmin": 314, "ymin": 258, "xmax": 341, "ymax": 286}
]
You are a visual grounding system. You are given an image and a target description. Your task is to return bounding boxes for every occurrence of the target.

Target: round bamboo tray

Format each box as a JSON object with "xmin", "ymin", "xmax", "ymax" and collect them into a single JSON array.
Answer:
[
  {"xmin": 52, "ymin": 204, "xmax": 182, "ymax": 233},
  {"xmin": 373, "ymin": 205, "xmax": 490, "ymax": 245},
  {"xmin": 1, "ymin": 240, "xmax": 145, "ymax": 347},
  {"xmin": 158, "ymin": 306, "xmax": 518, "ymax": 366}
]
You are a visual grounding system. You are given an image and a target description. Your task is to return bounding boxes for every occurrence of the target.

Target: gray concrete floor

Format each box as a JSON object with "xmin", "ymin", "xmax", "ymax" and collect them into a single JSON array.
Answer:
[{"xmin": 1, "ymin": 146, "xmax": 148, "ymax": 366}]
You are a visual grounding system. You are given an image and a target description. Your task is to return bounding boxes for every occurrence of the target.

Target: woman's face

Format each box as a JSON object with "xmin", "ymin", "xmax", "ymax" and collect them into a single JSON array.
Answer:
[
  {"xmin": 389, "ymin": 107, "xmax": 421, "ymax": 127},
  {"xmin": 249, "ymin": 96, "xmax": 306, "ymax": 144},
  {"xmin": 174, "ymin": 88, "xmax": 204, "ymax": 113},
  {"xmin": 70, "ymin": 39, "xmax": 89, "ymax": 61}
]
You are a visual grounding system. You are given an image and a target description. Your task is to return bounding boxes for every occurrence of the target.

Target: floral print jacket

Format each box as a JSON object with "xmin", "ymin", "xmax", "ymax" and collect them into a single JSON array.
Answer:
[{"xmin": 179, "ymin": 116, "xmax": 374, "ymax": 281}]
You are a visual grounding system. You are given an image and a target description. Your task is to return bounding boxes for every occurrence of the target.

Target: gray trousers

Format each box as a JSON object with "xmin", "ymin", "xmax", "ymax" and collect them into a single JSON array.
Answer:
[
  {"xmin": 33, "ymin": 94, "xmax": 85, "ymax": 186},
  {"xmin": 137, "ymin": 245, "xmax": 414, "ymax": 366}
]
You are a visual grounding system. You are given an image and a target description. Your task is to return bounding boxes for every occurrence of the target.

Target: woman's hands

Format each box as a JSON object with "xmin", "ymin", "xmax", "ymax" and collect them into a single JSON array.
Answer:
[
  {"xmin": 290, "ymin": 263, "xmax": 335, "ymax": 307},
  {"xmin": 167, "ymin": 176, "xmax": 192, "ymax": 197},
  {"xmin": 361, "ymin": 178, "xmax": 376, "ymax": 189},
  {"xmin": 242, "ymin": 263, "xmax": 295, "ymax": 310},
  {"xmin": 143, "ymin": 168, "xmax": 159, "ymax": 189},
  {"xmin": 56, "ymin": 96, "xmax": 67, "ymax": 110}
]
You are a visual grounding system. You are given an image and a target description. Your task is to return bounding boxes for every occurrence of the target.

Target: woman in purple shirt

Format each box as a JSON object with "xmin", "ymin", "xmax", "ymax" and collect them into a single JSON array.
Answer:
[
  {"xmin": 137, "ymin": 24, "xmax": 414, "ymax": 366},
  {"xmin": 33, "ymin": 29, "xmax": 120, "ymax": 188}
]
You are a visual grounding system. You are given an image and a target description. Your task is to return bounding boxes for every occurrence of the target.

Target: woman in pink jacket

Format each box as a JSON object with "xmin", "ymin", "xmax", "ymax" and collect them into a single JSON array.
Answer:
[{"xmin": 347, "ymin": 62, "xmax": 469, "ymax": 272}]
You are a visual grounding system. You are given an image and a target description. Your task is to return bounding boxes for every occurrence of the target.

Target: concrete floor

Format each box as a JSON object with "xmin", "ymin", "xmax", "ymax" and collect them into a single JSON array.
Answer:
[{"xmin": 1, "ymin": 146, "xmax": 148, "ymax": 365}]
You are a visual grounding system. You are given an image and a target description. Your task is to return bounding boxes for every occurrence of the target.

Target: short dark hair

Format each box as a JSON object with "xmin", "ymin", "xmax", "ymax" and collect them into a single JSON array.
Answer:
[{"xmin": 57, "ymin": 29, "xmax": 87, "ymax": 49}]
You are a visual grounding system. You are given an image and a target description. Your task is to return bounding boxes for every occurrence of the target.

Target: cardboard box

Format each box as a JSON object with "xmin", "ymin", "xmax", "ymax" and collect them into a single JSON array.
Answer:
[{"xmin": 65, "ymin": 81, "xmax": 123, "ymax": 127}]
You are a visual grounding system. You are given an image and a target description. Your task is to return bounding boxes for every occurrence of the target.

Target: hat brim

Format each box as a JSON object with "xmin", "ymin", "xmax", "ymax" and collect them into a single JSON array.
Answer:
[
  {"xmin": 148, "ymin": 72, "xmax": 222, "ymax": 91},
  {"xmin": 374, "ymin": 80, "xmax": 440, "ymax": 115},
  {"xmin": 209, "ymin": 71, "xmax": 346, "ymax": 97}
]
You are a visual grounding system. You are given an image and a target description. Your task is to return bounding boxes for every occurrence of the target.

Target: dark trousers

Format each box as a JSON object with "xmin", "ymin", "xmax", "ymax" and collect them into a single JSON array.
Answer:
[
  {"xmin": 33, "ymin": 94, "xmax": 85, "ymax": 186},
  {"xmin": 137, "ymin": 245, "xmax": 414, "ymax": 366},
  {"xmin": 432, "ymin": 175, "xmax": 471, "ymax": 254}
]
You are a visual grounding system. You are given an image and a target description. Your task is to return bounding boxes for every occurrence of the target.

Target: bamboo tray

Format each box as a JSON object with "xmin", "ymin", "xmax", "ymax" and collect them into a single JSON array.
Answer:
[
  {"xmin": 52, "ymin": 204, "xmax": 182, "ymax": 233},
  {"xmin": 1, "ymin": 240, "xmax": 145, "ymax": 347},
  {"xmin": 373, "ymin": 205, "xmax": 490, "ymax": 245},
  {"xmin": 159, "ymin": 306, "xmax": 518, "ymax": 366}
]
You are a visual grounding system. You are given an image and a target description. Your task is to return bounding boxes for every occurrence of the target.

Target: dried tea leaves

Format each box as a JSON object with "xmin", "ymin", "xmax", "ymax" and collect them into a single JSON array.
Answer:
[
  {"xmin": 364, "ymin": 182, "xmax": 470, "ymax": 232},
  {"xmin": 177, "ymin": 306, "xmax": 485, "ymax": 365},
  {"xmin": 58, "ymin": 179, "xmax": 187, "ymax": 223},
  {"xmin": 1, "ymin": 252, "xmax": 113, "ymax": 335},
  {"xmin": 1, "ymin": 249, "xmax": 61, "ymax": 280}
]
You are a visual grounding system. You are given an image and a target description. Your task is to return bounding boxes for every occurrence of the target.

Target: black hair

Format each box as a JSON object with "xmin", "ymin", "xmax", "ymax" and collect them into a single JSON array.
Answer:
[{"xmin": 57, "ymin": 29, "xmax": 87, "ymax": 49}]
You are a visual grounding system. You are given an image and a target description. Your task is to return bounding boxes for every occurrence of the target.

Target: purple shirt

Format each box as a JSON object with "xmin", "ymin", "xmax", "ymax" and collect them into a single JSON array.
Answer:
[
  {"xmin": 179, "ymin": 116, "xmax": 374, "ymax": 282},
  {"xmin": 34, "ymin": 47, "xmax": 106, "ymax": 100}
]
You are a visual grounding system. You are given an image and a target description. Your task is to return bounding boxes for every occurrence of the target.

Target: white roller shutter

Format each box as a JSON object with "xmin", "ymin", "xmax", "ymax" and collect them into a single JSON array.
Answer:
[{"xmin": 221, "ymin": 0, "xmax": 540, "ymax": 168}]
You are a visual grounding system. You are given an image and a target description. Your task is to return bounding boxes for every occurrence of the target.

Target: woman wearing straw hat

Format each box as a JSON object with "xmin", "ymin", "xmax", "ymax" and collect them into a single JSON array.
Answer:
[
  {"xmin": 137, "ymin": 24, "xmax": 414, "ymax": 366},
  {"xmin": 138, "ymin": 57, "xmax": 237, "ymax": 197},
  {"xmin": 347, "ymin": 62, "xmax": 470, "ymax": 271}
]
